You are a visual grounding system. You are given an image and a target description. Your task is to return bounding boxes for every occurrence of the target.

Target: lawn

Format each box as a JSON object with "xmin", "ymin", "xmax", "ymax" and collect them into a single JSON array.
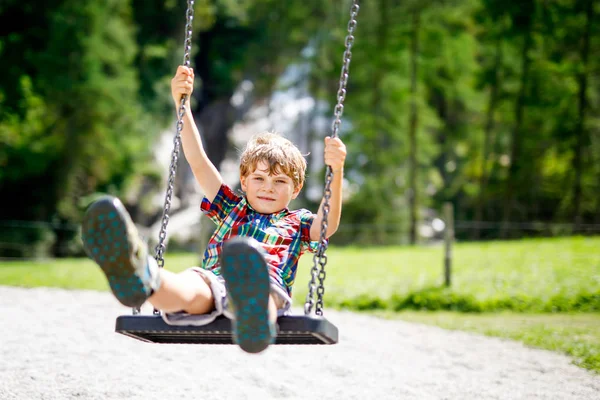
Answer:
[
  {"xmin": 313, "ymin": 236, "xmax": 596, "ymax": 303},
  {"xmin": 1, "ymin": 236, "xmax": 598, "ymax": 372}
]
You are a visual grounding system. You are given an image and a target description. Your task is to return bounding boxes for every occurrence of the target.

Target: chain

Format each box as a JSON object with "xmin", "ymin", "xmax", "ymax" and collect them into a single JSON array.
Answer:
[
  {"xmin": 154, "ymin": 0, "xmax": 195, "ymax": 269},
  {"xmin": 143, "ymin": 0, "xmax": 195, "ymax": 316},
  {"xmin": 305, "ymin": 0, "xmax": 359, "ymax": 316}
]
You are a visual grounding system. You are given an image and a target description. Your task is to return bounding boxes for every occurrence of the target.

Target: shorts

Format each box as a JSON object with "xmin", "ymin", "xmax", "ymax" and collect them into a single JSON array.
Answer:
[{"xmin": 161, "ymin": 267, "xmax": 293, "ymax": 327}]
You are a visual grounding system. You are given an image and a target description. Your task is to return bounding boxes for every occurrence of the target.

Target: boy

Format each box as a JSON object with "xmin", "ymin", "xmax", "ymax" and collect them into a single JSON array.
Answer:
[{"xmin": 82, "ymin": 66, "xmax": 346, "ymax": 353}]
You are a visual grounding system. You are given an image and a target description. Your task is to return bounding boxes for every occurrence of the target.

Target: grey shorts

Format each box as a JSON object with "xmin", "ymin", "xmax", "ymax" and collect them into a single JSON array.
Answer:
[{"xmin": 162, "ymin": 267, "xmax": 292, "ymax": 327}]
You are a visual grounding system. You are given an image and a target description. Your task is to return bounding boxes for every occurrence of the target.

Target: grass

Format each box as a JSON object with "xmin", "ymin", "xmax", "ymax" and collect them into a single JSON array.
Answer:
[
  {"xmin": 293, "ymin": 236, "xmax": 600, "ymax": 313},
  {"xmin": 0, "ymin": 236, "xmax": 598, "ymax": 372},
  {"xmin": 2, "ymin": 236, "xmax": 598, "ymax": 305}
]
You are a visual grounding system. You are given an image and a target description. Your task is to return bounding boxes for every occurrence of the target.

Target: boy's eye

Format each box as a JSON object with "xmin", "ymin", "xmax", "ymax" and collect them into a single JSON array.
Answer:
[
  {"xmin": 276, "ymin": 180, "xmax": 286, "ymax": 184},
  {"xmin": 254, "ymin": 177, "xmax": 264, "ymax": 181}
]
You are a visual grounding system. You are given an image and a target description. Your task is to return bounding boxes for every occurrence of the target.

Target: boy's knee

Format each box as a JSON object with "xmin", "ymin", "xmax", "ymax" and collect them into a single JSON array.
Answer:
[{"xmin": 269, "ymin": 292, "xmax": 285, "ymax": 310}]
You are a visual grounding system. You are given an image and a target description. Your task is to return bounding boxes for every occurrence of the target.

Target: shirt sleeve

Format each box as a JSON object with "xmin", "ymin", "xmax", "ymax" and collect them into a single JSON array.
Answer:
[
  {"xmin": 200, "ymin": 184, "xmax": 241, "ymax": 224},
  {"xmin": 299, "ymin": 209, "xmax": 328, "ymax": 253}
]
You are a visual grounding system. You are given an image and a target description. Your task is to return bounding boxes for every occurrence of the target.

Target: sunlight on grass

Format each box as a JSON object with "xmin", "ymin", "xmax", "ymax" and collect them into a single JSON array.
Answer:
[
  {"xmin": 0, "ymin": 255, "xmax": 196, "ymax": 290},
  {"xmin": 293, "ymin": 236, "xmax": 600, "ymax": 307},
  {"xmin": 1, "ymin": 236, "xmax": 598, "ymax": 306}
]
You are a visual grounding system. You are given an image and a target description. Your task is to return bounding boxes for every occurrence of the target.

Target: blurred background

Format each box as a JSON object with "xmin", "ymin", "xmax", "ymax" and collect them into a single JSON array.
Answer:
[{"xmin": 1, "ymin": 0, "xmax": 599, "ymax": 258}]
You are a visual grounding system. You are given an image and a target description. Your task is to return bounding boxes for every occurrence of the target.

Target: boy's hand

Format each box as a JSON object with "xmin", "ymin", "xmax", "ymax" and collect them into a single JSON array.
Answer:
[
  {"xmin": 324, "ymin": 136, "xmax": 346, "ymax": 173},
  {"xmin": 171, "ymin": 66, "xmax": 194, "ymax": 107}
]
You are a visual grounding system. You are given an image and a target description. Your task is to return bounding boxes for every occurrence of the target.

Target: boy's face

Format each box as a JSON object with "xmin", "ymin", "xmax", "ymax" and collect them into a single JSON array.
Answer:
[{"xmin": 240, "ymin": 160, "xmax": 301, "ymax": 214}]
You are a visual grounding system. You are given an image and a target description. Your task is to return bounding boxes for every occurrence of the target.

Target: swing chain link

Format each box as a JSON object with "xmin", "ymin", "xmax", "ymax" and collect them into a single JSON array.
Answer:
[
  {"xmin": 305, "ymin": 0, "xmax": 359, "ymax": 317},
  {"xmin": 154, "ymin": 0, "xmax": 195, "ymax": 271}
]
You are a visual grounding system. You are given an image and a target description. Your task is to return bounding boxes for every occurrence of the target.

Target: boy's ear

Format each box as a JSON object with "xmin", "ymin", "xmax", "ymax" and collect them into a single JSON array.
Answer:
[
  {"xmin": 240, "ymin": 175, "xmax": 247, "ymax": 192},
  {"xmin": 291, "ymin": 183, "xmax": 303, "ymax": 199}
]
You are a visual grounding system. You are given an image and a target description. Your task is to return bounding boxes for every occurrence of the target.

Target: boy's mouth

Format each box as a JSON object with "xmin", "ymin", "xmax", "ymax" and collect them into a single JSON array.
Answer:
[{"xmin": 257, "ymin": 196, "xmax": 275, "ymax": 201}]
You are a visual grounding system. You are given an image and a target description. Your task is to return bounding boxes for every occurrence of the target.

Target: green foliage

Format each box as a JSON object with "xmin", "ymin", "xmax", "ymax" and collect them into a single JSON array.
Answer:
[
  {"xmin": 313, "ymin": 0, "xmax": 600, "ymax": 240},
  {"xmin": 0, "ymin": 0, "xmax": 344, "ymax": 257},
  {"xmin": 1, "ymin": 0, "xmax": 600, "ymax": 256},
  {"xmin": 0, "ymin": 0, "xmax": 153, "ymax": 233},
  {"xmin": 0, "ymin": 76, "xmax": 60, "ymax": 182},
  {"xmin": 336, "ymin": 286, "xmax": 600, "ymax": 313}
]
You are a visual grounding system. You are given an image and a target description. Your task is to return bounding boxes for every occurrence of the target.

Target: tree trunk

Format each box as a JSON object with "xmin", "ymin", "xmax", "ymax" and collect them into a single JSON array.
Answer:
[
  {"xmin": 501, "ymin": 22, "xmax": 533, "ymax": 239},
  {"xmin": 408, "ymin": 10, "xmax": 421, "ymax": 245},
  {"xmin": 373, "ymin": 0, "xmax": 389, "ymax": 134},
  {"xmin": 474, "ymin": 36, "xmax": 503, "ymax": 240},
  {"xmin": 51, "ymin": 105, "xmax": 88, "ymax": 256},
  {"xmin": 372, "ymin": 0, "xmax": 390, "ymax": 243},
  {"xmin": 572, "ymin": 0, "xmax": 594, "ymax": 231}
]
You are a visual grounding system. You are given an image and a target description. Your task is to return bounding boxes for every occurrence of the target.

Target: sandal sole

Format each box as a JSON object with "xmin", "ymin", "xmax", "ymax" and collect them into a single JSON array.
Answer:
[
  {"xmin": 221, "ymin": 237, "xmax": 273, "ymax": 354},
  {"xmin": 82, "ymin": 197, "xmax": 150, "ymax": 308}
]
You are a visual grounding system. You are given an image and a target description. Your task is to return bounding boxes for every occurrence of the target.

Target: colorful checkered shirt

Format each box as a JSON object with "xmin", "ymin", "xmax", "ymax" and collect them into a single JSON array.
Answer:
[{"xmin": 200, "ymin": 184, "xmax": 321, "ymax": 295}]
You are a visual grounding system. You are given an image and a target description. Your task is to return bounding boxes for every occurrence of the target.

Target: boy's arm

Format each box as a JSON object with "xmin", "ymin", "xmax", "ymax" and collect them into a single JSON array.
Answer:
[
  {"xmin": 310, "ymin": 168, "xmax": 343, "ymax": 241},
  {"xmin": 310, "ymin": 136, "xmax": 346, "ymax": 241},
  {"xmin": 179, "ymin": 107, "xmax": 222, "ymax": 202},
  {"xmin": 172, "ymin": 66, "xmax": 222, "ymax": 202}
]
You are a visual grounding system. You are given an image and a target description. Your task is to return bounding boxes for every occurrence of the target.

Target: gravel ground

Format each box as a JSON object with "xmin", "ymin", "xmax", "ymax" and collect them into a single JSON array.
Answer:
[{"xmin": 0, "ymin": 286, "xmax": 598, "ymax": 400}]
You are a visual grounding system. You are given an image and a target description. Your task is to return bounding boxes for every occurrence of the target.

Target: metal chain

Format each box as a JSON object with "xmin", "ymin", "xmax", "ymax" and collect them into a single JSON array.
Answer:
[
  {"xmin": 154, "ymin": 0, "xmax": 195, "ymax": 269},
  {"xmin": 141, "ymin": 0, "xmax": 195, "ymax": 316},
  {"xmin": 305, "ymin": 0, "xmax": 359, "ymax": 316}
]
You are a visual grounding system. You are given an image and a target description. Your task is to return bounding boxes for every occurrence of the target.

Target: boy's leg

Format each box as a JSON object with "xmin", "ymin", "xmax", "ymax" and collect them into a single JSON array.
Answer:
[
  {"xmin": 149, "ymin": 269, "xmax": 214, "ymax": 314},
  {"xmin": 221, "ymin": 237, "xmax": 276, "ymax": 354},
  {"xmin": 82, "ymin": 196, "xmax": 214, "ymax": 314},
  {"xmin": 267, "ymin": 294, "xmax": 280, "ymax": 325}
]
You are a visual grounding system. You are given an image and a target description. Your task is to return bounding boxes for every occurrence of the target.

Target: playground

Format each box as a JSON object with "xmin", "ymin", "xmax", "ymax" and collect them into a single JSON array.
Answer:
[{"xmin": 1, "ymin": 285, "xmax": 598, "ymax": 400}]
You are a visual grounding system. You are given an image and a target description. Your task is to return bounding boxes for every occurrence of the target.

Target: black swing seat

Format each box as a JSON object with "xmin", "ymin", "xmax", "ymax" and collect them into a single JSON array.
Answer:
[{"xmin": 115, "ymin": 314, "xmax": 338, "ymax": 345}]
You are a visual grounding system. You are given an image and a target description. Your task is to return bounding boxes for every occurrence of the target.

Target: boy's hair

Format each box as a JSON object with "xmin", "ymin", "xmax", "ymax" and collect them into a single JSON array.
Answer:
[{"xmin": 239, "ymin": 131, "xmax": 307, "ymax": 189}]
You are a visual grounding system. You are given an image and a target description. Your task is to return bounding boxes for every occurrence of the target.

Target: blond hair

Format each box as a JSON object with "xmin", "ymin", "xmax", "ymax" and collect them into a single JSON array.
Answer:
[{"xmin": 239, "ymin": 132, "xmax": 307, "ymax": 189}]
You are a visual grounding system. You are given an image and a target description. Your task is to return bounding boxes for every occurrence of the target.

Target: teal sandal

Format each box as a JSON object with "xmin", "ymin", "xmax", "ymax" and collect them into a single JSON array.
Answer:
[
  {"xmin": 221, "ymin": 237, "xmax": 276, "ymax": 353},
  {"xmin": 82, "ymin": 196, "xmax": 160, "ymax": 308}
]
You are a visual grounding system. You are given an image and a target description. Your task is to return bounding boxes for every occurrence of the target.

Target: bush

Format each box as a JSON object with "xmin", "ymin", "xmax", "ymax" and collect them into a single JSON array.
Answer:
[{"xmin": 332, "ymin": 286, "xmax": 600, "ymax": 313}]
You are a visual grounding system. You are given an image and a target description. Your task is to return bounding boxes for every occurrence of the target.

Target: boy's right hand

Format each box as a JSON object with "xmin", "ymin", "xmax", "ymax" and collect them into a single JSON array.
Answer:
[{"xmin": 171, "ymin": 66, "xmax": 194, "ymax": 107}]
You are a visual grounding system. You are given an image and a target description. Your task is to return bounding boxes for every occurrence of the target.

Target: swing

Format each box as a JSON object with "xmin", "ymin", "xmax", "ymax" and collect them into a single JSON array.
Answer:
[{"xmin": 115, "ymin": 0, "xmax": 360, "ymax": 345}]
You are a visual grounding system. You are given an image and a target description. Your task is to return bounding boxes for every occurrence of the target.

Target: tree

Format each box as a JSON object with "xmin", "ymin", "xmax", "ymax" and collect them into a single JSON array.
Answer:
[
  {"xmin": 572, "ymin": 0, "xmax": 595, "ymax": 230},
  {"xmin": 501, "ymin": 0, "xmax": 537, "ymax": 237},
  {"xmin": 473, "ymin": 0, "xmax": 507, "ymax": 239},
  {"xmin": 0, "ymin": 0, "xmax": 149, "ymax": 256}
]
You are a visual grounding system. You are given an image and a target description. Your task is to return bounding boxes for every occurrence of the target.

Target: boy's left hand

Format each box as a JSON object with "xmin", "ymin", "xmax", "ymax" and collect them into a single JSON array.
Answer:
[{"xmin": 324, "ymin": 136, "xmax": 346, "ymax": 173}]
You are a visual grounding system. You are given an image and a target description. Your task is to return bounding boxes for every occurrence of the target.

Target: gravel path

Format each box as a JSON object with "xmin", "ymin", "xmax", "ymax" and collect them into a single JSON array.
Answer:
[{"xmin": 0, "ymin": 286, "xmax": 598, "ymax": 400}]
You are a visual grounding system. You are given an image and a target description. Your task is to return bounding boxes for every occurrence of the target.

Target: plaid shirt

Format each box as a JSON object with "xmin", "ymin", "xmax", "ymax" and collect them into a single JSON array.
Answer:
[{"xmin": 200, "ymin": 184, "xmax": 321, "ymax": 295}]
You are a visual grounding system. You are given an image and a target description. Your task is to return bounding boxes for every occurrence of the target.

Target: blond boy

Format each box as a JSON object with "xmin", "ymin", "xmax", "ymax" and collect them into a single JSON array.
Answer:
[{"xmin": 82, "ymin": 66, "xmax": 346, "ymax": 353}]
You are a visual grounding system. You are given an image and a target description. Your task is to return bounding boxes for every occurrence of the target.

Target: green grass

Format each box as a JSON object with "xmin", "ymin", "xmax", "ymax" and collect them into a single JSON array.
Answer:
[
  {"xmin": 294, "ymin": 236, "xmax": 600, "ymax": 312},
  {"xmin": 2, "ymin": 236, "xmax": 598, "ymax": 306},
  {"xmin": 0, "ymin": 236, "xmax": 598, "ymax": 372},
  {"xmin": 379, "ymin": 311, "xmax": 600, "ymax": 373}
]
